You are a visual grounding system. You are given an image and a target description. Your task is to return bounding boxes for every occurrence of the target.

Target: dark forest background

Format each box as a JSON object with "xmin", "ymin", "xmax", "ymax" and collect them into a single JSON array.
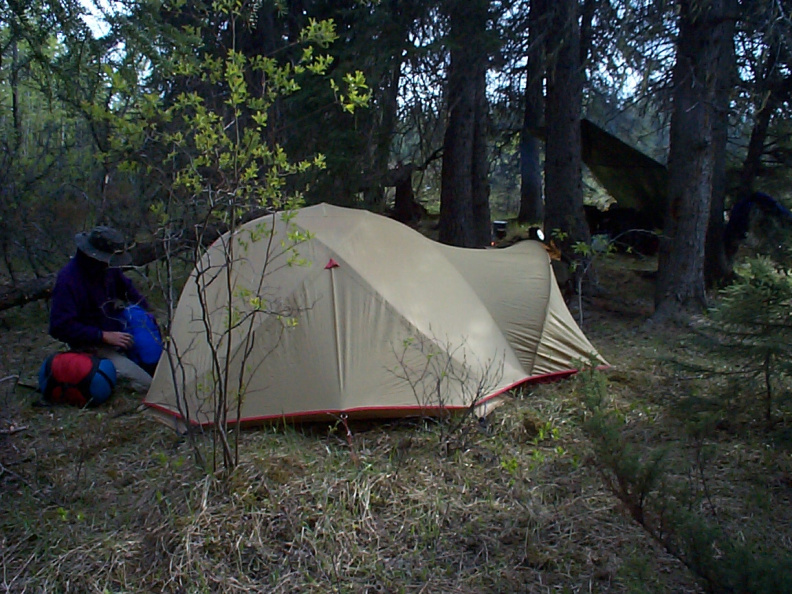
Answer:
[{"xmin": 2, "ymin": 0, "xmax": 792, "ymax": 319}]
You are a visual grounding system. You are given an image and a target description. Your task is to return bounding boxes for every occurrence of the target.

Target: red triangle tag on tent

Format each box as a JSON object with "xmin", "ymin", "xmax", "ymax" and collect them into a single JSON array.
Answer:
[{"xmin": 325, "ymin": 258, "xmax": 339, "ymax": 269}]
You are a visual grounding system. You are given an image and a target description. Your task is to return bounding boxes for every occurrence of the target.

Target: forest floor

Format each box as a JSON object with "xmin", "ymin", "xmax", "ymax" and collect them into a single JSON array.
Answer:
[{"xmin": 1, "ymin": 251, "xmax": 791, "ymax": 593}]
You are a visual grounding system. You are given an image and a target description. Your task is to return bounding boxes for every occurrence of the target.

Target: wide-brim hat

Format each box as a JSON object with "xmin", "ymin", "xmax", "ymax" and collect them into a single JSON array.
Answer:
[{"xmin": 75, "ymin": 226, "xmax": 132, "ymax": 267}]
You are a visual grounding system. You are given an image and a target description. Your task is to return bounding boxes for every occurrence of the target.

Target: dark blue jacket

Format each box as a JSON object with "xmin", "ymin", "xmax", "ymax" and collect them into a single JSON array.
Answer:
[{"xmin": 49, "ymin": 250, "xmax": 150, "ymax": 349}]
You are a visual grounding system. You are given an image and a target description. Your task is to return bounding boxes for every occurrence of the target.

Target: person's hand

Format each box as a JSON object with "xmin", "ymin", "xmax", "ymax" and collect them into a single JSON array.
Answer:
[{"xmin": 102, "ymin": 331, "xmax": 134, "ymax": 350}]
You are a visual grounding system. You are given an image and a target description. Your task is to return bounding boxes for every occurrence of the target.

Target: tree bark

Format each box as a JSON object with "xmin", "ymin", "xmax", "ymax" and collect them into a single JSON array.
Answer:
[
  {"xmin": 11, "ymin": 38, "xmax": 21, "ymax": 152},
  {"xmin": 0, "ymin": 274, "xmax": 56, "ymax": 311},
  {"xmin": 655, "ymin": 0, "xmax": 732, "ymax": 319},
  {"xmin": 543, "ymin": 0, "xmax": 589, "ymax": 253},
  {"xmin": 738, "ymin": 38, "xmax": 780, "ymax": 197},
  {"xmin": 390, "ymin": 163, "xmax": 422, "ymax": 224},
  {"xmin": 363, "ymin": 0, "xmax": 416, "ymax": 211},
  {"xmin": 365, "ymin": 63, "xmax": 403, "ymax": 211},
  {"xmin": 439, "ymin": 0, "xmax": 492, "ymax": 248},
  {"xmin": 518, "ymin": 0, "xmax": 545, "ymax": 225},
  {"xmin": 740, "ymin": 97, "xmax": 774, "ymax": 196},
  {"xmin": 704, "ymin": 0, "xmax": 737, "ymax": 287}
]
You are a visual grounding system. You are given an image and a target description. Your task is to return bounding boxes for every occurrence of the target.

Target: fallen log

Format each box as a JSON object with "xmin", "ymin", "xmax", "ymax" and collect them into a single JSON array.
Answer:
[
  {"xmin": 0, "ymin": 274, "xmax": 57, "ymax": 311},
  {"xmin": 0, "ymin": 239, "xmax": 196, "ymax": 312},
  {"xmin": 0, "ymin": 207, "xmax": 274, "ymax": 312}
]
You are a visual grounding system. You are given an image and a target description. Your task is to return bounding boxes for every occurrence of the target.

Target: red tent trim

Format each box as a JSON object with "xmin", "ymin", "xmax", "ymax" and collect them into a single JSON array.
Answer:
[{"xmin": 144, "ymin": 365, "xmax": 609, "ymax": 428}]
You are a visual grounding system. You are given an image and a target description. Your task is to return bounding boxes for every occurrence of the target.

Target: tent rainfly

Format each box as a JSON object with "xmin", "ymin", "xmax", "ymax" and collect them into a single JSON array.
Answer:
[{"xmin": 144, "ymin": 204, "xmax": 606, "ymax": 426}]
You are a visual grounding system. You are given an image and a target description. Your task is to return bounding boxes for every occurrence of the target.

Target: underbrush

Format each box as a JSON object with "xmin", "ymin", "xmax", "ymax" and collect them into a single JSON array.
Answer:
[
  {"xmin": 0, "ymin": 366, "xmax": 697, "ymax": 591},
  {"xmin": 1, "ymin": 256, "xmax": 791, "ymax": 592},
  {"xmin": 576, "ymin": 363, "xmax": 792, "ymax": 594}
]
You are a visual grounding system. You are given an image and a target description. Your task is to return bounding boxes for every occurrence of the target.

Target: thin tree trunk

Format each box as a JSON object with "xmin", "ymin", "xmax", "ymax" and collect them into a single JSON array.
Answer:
[
  {"xmin": 365, "ymin": 64, "xmax": 402, "ymax": 211},
  {"xmin": 740, "ymin": 100, "xmax": 774, "ymax": 197},
  {"xmin": 705, "ymin": 0, "xmax": 737, "ymax": 287},
  {"xmin": 518, "ymin": 0, "xmax": 545, "ymax": 225},
  {"xmin": 471, "ymin": 44, "xmax": 491, "ymax": 248},
  {"xmin": 579, "ymin": 0, "xmax": 597, "ymax": 67},
  {"xmin": 11, "ymin": 38, "xmax": 21, "ymax": 152},
  {"xmin": 364, "ymin": 1, "xmax": 410, "ymax": 211},
  {"xmin": 738, "ymin": 40, "xmax": 780, "ymax": 197}
]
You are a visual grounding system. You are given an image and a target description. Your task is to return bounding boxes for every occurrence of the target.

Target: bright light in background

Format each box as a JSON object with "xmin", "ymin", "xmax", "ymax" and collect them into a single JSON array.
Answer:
[
  {"xmin": 80, "ymin": 0, "xmax": 112, "ymax": 37},
  {"xmin": 77, "ymin": 0, "xmax": 153, "ymax": 90}
]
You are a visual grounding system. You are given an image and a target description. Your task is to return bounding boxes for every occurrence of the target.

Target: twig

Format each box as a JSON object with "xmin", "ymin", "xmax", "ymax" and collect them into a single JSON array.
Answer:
[{"xmin": 0, "ymin": 425, "xmax": 27, "ymax": 436}]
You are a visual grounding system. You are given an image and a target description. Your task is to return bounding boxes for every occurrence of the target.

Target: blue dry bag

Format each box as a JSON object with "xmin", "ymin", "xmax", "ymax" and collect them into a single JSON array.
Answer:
[{"xmin": 122, "ymin": 305, "xmax": 163, "ymax": 371}]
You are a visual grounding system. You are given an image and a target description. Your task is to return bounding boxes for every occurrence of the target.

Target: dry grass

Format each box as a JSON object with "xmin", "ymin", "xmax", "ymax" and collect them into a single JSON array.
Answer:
[{"xmin": 1, "ymin": 254, "xmax": 790, "ymax": 593}]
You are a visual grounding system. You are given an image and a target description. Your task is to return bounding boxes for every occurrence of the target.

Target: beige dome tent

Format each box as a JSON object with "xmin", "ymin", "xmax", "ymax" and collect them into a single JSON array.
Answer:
[{"xmin": 144, "ymin": 204, "xmax": 606, "ymax": 426}]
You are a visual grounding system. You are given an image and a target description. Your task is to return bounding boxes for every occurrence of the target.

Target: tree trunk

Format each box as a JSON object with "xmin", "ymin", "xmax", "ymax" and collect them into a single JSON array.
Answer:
[
  {"xmin": 364, "ymin": 1, "xmax": 413, "ymax": 211},
  {"xmin": 579, "ymin": 0, "xmax": 597, "ymax": 67},
  {"xmin": 391, "ymin": 163, "xmax": 422, "ymax": 224},
  {"xmin": 518, "ymin": 0, "xmax": 545, "ymax": 225},
  {"xmin": 0, "ymin": 274, "xmax": 56, "ymax": 311},
  {"xmin": 439, "ymin": 0, "xmax": 492, "ymax": 248},
  {"xmin": 738, "ymin": 38, "xmax": 780, "ymax": 197},
  {"xmin": 655, "ymin": 0, "xmax": 732, "ymax": 319},
  {"xmin": 739, "ymin": 98, "xmax": 774, "ymax": 197},
  {"xmin": 704, "ymin": 0, "xmax": 737, "ymax": 287},
  {"xmin": 543, "ymin": 0, "xmax": 589, "ymax": 253},
  {"xmin": 365, "ymin": 63, "xmax": 402, "ymax": 211},
  {"xmin": 11, "ymin": 38, "xmax": 21, "ymax": 152}
]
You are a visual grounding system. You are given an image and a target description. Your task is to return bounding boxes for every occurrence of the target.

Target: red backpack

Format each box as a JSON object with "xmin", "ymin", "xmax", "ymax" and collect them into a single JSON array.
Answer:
[{"xmin": 38, "ymin": 352, "xmax": 117, "ymax": 407}]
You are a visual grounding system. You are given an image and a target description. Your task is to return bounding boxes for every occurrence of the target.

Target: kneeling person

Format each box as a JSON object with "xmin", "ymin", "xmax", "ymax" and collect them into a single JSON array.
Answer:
[{"xmin": 49, "ymin": 226, "xmax": 156, "ymax": 393}]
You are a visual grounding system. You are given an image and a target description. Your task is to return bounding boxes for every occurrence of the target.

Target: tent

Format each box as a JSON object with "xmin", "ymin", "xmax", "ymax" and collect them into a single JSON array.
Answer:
[
  {"xmin": 144, "ymin": 204, "xmax": 606, "ymax": 426},
  {"xmin": 530, "ymin": 118, "xmax": 668, "ymax": 224},
  {"xmin": 581, "ymin": 118, "xmax": 668, "ymax": 224}
]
